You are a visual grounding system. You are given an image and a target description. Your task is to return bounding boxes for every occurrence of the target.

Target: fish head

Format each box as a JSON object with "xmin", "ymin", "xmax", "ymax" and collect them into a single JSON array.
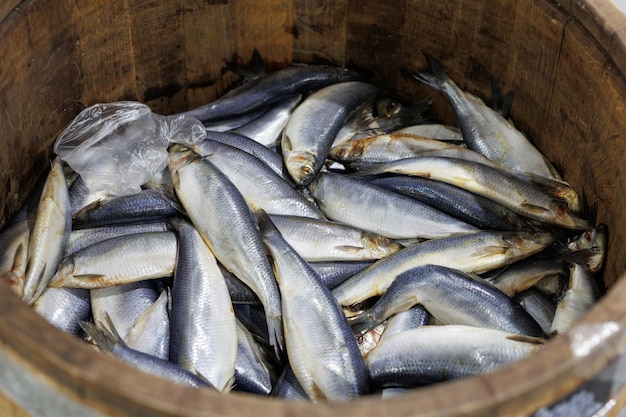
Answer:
[
  {"xmin": 167, "ymin": 144, "xmax": 199, "ymax": 175},
  {"xmin": 567, "ymin": 224, "xmax": 607, "ymax": 273},
  {"xmin": 285, "ymin": 151, "xmax": 318, "ymax": 186},
  {"xmin": 330, "ymin": 139, "xmax": 366, "ymax": 162}
]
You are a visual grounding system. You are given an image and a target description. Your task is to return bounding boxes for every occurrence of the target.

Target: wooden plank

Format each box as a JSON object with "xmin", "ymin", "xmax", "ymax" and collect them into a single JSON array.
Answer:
[
  {"xmin": 182, "ymin": 0, "xmax": 238, "ymax": 109},
  {"xmin": 293, "ymin": 0, "xmax": 348, "ymax": 66},
  {"xmin": 0, "ymin": 0, "xmax": 20, "ymax": 25},
  {"xmin": 345, "ymin": 0, "xmax": 408, "ymax": 87},
  {"xmin": 128, "ymin": 0, "xmax": 187, "ymax": 114},
  {"xmin": 570, "ymin": 0, "xmax": 626, "ymax": 53},
  {"xmin": 236, "ymin": 0, "xmax": 294, "ymax": 71},
  {"xmin": 72, "ymin": 0, "xmax": 140, "ymax": 105},
  {"xmin": 542, "ymin": 18, "xmax": 605, "ymax": 187},
  {"xmin": 0, "ymin": 388, "xmax": 32, "ymax": 417},
  {"xmin": 505, "ymin": 0, "xmax": 567, "ymax": 155}
]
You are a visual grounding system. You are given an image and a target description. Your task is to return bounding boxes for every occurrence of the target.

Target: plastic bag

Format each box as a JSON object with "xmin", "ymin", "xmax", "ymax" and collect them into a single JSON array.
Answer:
[{"xmin": 53, "ymin": 101, "xmax": 206, "ymax": 196}]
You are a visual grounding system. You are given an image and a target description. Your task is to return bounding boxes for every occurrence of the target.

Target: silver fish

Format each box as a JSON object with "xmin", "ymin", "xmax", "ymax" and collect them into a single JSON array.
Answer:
[
  {"xmin": 332, "ymin": 230, "xmax": 554, "ymax": 307},
  {"xmin": 80, "ymin": 319, "xmax": 214, "ymax": 389},
  {"xmin": 231, "ymin": 94, "xmax": 302, "ymax": 147},
  {"xmin": 514, "ymin": 288, "xmax": 556, "ymax": 336},
  {"xmin": 190, "ymin": 140, "xmax": 324, "ymax": 219},
  {"xmin": 125, "ymin": 288, "xmax": 171, "ymax": 360},
  {"xmin": 415, "ymin": 54, "xmax": 560, "ymax": 179},
  {"xmin": 282, "ymin": 81, "xmax": 380, "ymax": 185},
  {"xmin": 23, "ymin": 157, "xmax": 72, "ymax": 304},
  {"xmin": 33, "ymin": 287, "xmax": 91, "ymax": 336},
  {"xmin": 365, "ymin": 324, "xmax": 545, "ymax": 388},
  {"xmin": 168, "ymin": 145, "xmax": 284, "ymax": 352},
  {"xmin": 233, "ymin": 319, "xmax": 274, "ymax": 396},
  {"xmin": 169, "ymin": 219, "xmax": 237, "ymax": 392},
  {"xmin": 551, "ymin": 264, "xmax": 601, "ymax": 335},
  {"xmin": 356, "ymin": 156, "xmax": 588, "ymax": 230},
  {"xmin": 91, "ymin": 280, "xmax": 159, "ymax": 340},
  {"xmin": 308, "ymin": 171, "xmax": 478, "ymax": 239},
  {"xmin": 267, "ymin": 214, "xmax": 402, "ymax": 261},
  {"xmin": 257, "ymin": 211, "xmax": 369, "ymax": 402},
  {"xmin": 48, "ymin": 231, "xmax": 177, "ymax": 289},
  {"xmin": 351, "ymin": 264, "xmax": 545, "ymax": 338}
]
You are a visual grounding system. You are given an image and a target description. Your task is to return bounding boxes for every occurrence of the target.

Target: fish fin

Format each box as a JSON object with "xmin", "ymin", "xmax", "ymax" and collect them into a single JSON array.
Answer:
[
  {"xmin": 520, "ymin": 202, "xmax": 552, "ymax": 215},
  {"xmin": 79, "ymin": 317, "xmax": 124, "ymax": 352},
  {"xmin": 505, "ymin": 334, "xmax": 547, "ymax": 345},
  {"xmin": 490, "ymin": 80, "xmax": 515, "ymax": 119},
  {"xmin": 413, "ymin": 52, "xmax": 452, "ymax": 92},
  {"xmin": 11, "ymin": 242, "xmax": 26, "ymax": 273},
  {"xmin": 0, "ymin": 271, "xmax": 24, "ymax": 298},
  {"xmin": 335, "ymin": 244, "xmax": 366, "ymax": 253},
  {"xmin": 391, "ymin": 98, "xmax": 432, "ymax": 128},
  {"xmin": 72, "ymin": 198, "xmax": 106, "ymax": 223}
]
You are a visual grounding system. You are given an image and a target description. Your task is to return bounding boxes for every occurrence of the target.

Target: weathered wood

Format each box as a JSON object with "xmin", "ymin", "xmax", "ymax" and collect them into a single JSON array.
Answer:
[{"xmin": 1, "ymin": 0, "xmax": 626, "ymax": 416}]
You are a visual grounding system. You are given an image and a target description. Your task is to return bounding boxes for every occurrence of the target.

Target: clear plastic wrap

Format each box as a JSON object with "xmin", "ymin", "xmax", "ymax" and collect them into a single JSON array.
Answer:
[{"xmin": 53, "ymin": 102, "xmax": 206, "ymax": 196}]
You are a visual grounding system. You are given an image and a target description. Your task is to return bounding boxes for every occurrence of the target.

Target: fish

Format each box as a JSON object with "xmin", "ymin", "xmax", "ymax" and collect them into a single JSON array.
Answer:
[
  {"xmin": 369, "ymin": 175, "xmax": 535, "ymax": 232},
  {"xmin": 488, "ymin": 248, "xmax": 597, "ymax": 297},
  {"xmin": 48, "ymin": 231, "xmax": 178, "ymax": 289},
  {"xmin": 353, "ymin": 156, "xmax": 588, "ymax": 230},
  {"xmin": 180, "ymin": 65, "xmax": 362, "ymax": 124},
  {"xmin": 282, "ymin": 81, "xmax": 381, "ymax": 185},
  {"xmin": 232, "ymin": 319, "xmax": 274, "ymax": 396},
  {"xmin": 22, "ymin": 157, "xmax": 72, "ymax": 304},
  {"xmin": 125, "ymin": 288, "xmax": 171, "ymax": 360},
  {"xmin": 90, "ymin": 280, "xmax": 160, "ymax": 341},
  {"xmin": 33, "ymin": 287, "xmax": 91, "ymax": 336},
  {"xmin": 71, "ymin": 188, "xmax": 182, "ymax": 229},
  {"xmin": 231, "ymin": 94, "xmax": 302, "ymax": 147},
  {"xmin": 257, "ymin": 210, "xmax": 369, "ymax": 402},
  {"xmin": 332, "ymin": 230, "xmax": 554, "ymax": 307},
  {"xmin": 308, "ymin": 171, "xmax": 479, "ymax": 240},
  {"xmin": 168, "ymin": 145, "xmax": 284, "ymax": 353},
  {"xmin": 66, "ymin": 220, "xmax": 171, "ymax": 255},
  {"xmin": 415, "ymin": 54, "xmax": 561, "ymax": 179},
  {"xmin": 80, "ymin": 319, "xmax": 214, "ymax": 389},
  {"xmin": 551, "ymin": 263, "xmax": 602, "ymax": 335},
  {"xmin": 308, "ymin": 261, "xmax": 374, "ymax": 290},
  {"xmin": 379, "ymin": 305, "xmax": 430, "ymax": 341},
  {"xmin": 350, "ymin": 264, "xmax": 546, "ymax": 338},
  {"xmin": 365, "ymin": 325, "xmax": 545, "ymax": 388},
  {"xmin": 169, "ymin": 219, "xmax": 237, "ymax": 392},
  {"xmin": 267, "ymin": 214, "xmax": 402, "ymax": 261},
  {"xmin": 514, "ymin": 288, "xmax": 557, "ymax": 336},
  {"xmin": 566, "ymin": 225, "xmax": 607, "ymax": 273},
  {"xmin": 189, "ymin": 140, "xmax": 324, "ymax": 219}
]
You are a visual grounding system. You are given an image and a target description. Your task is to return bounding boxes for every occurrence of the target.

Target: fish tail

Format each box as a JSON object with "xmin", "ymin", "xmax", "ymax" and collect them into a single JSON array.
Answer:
[
  {"xmin": 395, "ymin": 98, "xmax": 432, "ymax": 127},
  {"xmin": 79, "ymin": 320, "xmax": 120, "ymax": 353},
  {"xmin": 349, "ymin": 311, "xmax": 379, "ymax": 335},
  {"xmin": 413, "ymin": 53, "xmax": 452, "ymax": 91},
  {"xmin": 266, "ymin": 313, "xmax": 285, "ymax": 357}
]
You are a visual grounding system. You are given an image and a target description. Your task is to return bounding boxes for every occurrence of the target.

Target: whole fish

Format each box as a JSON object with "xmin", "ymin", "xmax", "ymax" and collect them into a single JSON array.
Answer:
[
  {"xmin": 48, "ymin": 231, "xmax": 178, "ymax": 289},
  {"xmin": 80, "ymin": 320, "xmax": 214, "ymax": 389},
  {"xmin": 365, "ymin": 325, "xmax": 545, "ymax": 388},
  {"xmin": 66, "ymin": 220, "xmax": 171, "ymax": 255},
  {"xmin": 350, "ymin": 265, "xmax": 545, "ymax": 338},
  {"xmin": 415, "ymin": 54, "xmax": 560, "ymax": 179},
  {"xmin": 189, "ymin": 140, "xmax": 324, "ymax": 219},
  {"xmin": 181, "ymin": 65, "xmax": 362, "ymax": 124},
  {"xmin": 22, "ymin": 157, "xmax": 72, "ymax": 304},
  {"xmin": 169, "ymin": 219, "xmax": 237, "ymax": 392},
  {"xmin": 257, "ymin": 211, "xmax": 369, "ymax": 402},
  {"xmin": 72, "ymin": 188, "xmax": 182, "ymax": 229},
  {"xmin": 332, "ymin": 230, "xmax": 554, "ymax": 307},
  {"xmin": 267, "ymin": 214, "xmax": 402, "ymax": 261},
  {"xmin": 168, "ymin": 145, "xmax": 284, "ymax": 352},
  {"xmin": 282, "ymin": 81, "xmax": 381, "ymax": 185},
  {"xmin": 355, "ymin": 156, "xmax": 588, "ymax": 230},
  {"xmin": 308, "ymin": 171, "xmax": 478, "ymax": 240},
  {"xmin": 369, "ymin": 175, "xmax": 534, "ymax": 232}
]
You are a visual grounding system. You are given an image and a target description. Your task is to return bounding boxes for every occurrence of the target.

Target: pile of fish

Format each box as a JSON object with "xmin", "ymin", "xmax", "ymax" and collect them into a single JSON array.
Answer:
[{"xmin": 0, "ymin": 52, "xmax": 606, "ymax": 402}]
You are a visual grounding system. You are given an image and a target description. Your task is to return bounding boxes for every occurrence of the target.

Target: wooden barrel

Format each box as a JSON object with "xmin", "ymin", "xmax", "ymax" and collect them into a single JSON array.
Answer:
[{"xmin": 1, "ymin": 0, "xmax": 626, "ymax": 416}]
